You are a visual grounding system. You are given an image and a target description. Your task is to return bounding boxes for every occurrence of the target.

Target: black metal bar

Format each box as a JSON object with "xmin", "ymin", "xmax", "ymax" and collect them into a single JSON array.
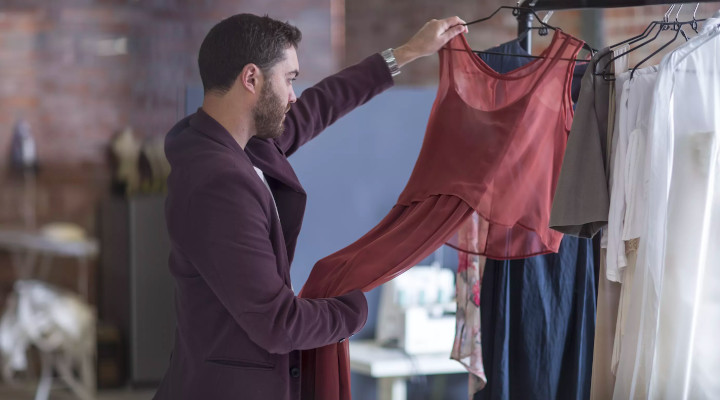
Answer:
[
  {"xmin": 470, "ymin": 49, "xmax": 591, "ymax": 61},
  {"xmin": 517, "ymin": 11, "xmax": 534, "ymax": 52},
  {"xmin": 519, "ymin": 0, "xmax": 720, "ymax": 11}
]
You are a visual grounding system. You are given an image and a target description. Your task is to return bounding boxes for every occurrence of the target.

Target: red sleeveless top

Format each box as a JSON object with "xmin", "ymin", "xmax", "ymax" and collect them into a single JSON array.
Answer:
[
  {"xmin": 398, "ymin": 31, "xmax": 584, "ymax": 259},
  {"xmin": 299, "ymin": 32, "xmax": 585, "ymax": 400}
]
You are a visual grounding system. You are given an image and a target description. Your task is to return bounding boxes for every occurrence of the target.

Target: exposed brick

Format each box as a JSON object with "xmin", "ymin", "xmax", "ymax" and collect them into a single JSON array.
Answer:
[
  {"xmin": 0, "ymin": 0, "xmax": 717, "ymax": 302},
  {"xmin": 0, "ymin": 1, "xmax": 334, "ymax": 302}
]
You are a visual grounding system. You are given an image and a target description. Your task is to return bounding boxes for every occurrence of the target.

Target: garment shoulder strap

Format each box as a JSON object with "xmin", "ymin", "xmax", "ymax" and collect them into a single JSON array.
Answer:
[
  {"xmin": 438, "ymin": 35, "xmax": 468, "ymax": 82},
  {"xmin": 436, "ymin": 35, "xmax": 468, "ymax": 100},
  {"xmin": 557, "ymin": 33, "xmax": 585, "ymax": 131}
]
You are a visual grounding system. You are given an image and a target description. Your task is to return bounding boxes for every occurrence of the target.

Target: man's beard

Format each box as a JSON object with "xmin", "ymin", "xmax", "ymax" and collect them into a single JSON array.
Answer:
[{"xmin": 252, "ymin": 84, "xmax": 289, "ymax": 140}]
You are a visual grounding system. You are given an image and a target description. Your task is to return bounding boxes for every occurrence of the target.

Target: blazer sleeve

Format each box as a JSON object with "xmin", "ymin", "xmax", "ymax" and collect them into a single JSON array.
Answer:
[
  {"xmin": 184, "ymin": 170, "xmax": 368, "ymax": 354},
  {"xmin": 275, "ymin": 53, "xmax": 394, "ymax": 157}
]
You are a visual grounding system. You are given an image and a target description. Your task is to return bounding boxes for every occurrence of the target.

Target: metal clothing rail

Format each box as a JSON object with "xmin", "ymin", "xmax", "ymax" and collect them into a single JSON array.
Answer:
[
  {"xmin": 515, "ymin": 0, "xmax": 720, "ymax": 50},
  {"xmin": 521, "ymin": 0, "xmax": 718, "ymax": 10}
]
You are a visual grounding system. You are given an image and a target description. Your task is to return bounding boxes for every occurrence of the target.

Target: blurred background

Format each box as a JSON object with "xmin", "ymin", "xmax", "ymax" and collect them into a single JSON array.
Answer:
[{"xmin": 0, "ymin": 1, "xmax": 717, "ymax": 399}]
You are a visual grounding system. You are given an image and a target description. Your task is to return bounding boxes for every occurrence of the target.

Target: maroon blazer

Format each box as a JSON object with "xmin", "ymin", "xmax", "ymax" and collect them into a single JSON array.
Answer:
[{"xmin": 153, "ymin": 54, "xmax": 393, "ymax": 400}]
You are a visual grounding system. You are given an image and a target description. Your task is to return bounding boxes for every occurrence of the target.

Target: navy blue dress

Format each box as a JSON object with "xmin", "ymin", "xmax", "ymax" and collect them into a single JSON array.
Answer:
[{"xmin": 474, "ymin": 40, "xmax": 595, "ymax": 400}]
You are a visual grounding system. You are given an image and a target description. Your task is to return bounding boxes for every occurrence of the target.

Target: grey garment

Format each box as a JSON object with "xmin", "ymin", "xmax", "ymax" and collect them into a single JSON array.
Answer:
[{"xmin": 549, "ymin": 48, "xmax": 612, "ymax": 238}]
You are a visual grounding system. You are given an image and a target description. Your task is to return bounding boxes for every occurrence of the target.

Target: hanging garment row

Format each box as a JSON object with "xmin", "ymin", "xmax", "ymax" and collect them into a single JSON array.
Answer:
[
  {"xmin": 551, "ymin": 6, "xmax": 720, "ymax": 400},
  {"xmin": 299, "ymin": 5, "xmax": 592, "ymax": 399},
  {"xmin": 298, "ymin": 4, "xmax": 720, "ymax": 400},
  {"xmin": 459, "ymin": 38, "xmax": 595, "ymax": 400}
]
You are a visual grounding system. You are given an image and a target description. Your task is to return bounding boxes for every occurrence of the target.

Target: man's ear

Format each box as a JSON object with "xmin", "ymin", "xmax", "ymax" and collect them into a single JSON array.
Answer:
[{"xmin": 239, "ymin": 63, "xmax": 261, "ymax": 94}]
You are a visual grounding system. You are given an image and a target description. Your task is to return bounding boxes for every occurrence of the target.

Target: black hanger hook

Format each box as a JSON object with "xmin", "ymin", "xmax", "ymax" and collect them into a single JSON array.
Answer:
[{"xmin": 691, "ymin": 3, "xmax": 700, "ymax": 33}]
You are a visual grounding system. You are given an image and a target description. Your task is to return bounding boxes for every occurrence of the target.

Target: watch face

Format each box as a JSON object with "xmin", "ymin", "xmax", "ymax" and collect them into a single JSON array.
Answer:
[{"xmin": 381, "ymin": 49, "xmax": 400, "ymax": 76}]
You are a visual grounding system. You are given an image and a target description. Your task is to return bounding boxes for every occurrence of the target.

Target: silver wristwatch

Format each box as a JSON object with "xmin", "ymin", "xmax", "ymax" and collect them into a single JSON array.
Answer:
[{"xmin": 380, "ymin": 48, "xmax": 401, "ymax": 77}]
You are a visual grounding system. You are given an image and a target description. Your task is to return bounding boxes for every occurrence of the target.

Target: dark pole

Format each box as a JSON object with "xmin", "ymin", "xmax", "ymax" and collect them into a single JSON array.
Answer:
[
  {"xmin": 580, "ymin": 9, "xmax": 605, "ymax": 49},
  {"xmin": 517, "ymin": 10, "xmax": 534, "ymax": 53}
]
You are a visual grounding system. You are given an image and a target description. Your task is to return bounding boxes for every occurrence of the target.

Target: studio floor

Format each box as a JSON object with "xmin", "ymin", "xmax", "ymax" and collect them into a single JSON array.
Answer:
[{"xmin": 0, "ymin": 382, "xmax": 155, "ymax": 400}]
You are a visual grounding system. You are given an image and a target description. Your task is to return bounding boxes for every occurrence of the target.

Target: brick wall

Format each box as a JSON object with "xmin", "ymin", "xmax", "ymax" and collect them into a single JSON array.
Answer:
[
  {"xmin": 344, "ymin": 2, "xmax": 720, "ymax": 84},
  {"xmin": 0, "ymin": 0, "xmax": 718, "ymax": 301},
  {"xmin": 603, "ymin": 4, "xmax": 720, "ymax": 66},
  {"xmin": 344, "ymin": 0, "xmax": 584, "ymax": 84},
  {"xmin": 0, "ymin": 0, "xmax": 333, "ymax": 167},
  {"xmin": 0, "ymin": 0, "xmax": 333, "ymax": 302}
]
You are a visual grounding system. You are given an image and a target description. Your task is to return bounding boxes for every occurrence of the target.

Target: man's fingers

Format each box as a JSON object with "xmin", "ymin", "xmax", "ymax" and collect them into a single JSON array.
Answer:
[
  {"xmin": 453, "ymin": 23, "xmax": 468, "ymax": 35},
  {"xmin": 397, "ymin": 16, "xmax": 468, "ymax": 63},
  {"xmin": 438, "ymin": 17, "xmax": 468, "ymax": 37},
  {"xmin": 441, "ymin": 22, "xmax": 468, "ymax": 40},
  {"xmin": 440, "ymin": 16, "xmax": 465, "ymax": 28}
]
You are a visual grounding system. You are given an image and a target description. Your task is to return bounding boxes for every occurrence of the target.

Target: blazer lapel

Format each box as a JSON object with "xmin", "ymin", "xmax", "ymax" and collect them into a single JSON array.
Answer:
[
  {"xmin": 189, "ymin": 108, "xmax": 244, "ymax": 154},
  {"xmin": 245, "ymin": 137, "xmax": 304, "ymax": 194},
  {"xmin": 245, "ymin": 137, "xmax": 307, "ymax": 265},
  {"xmin": 189, "ymin": 108, "xmax": 307, "ymax": 266}
]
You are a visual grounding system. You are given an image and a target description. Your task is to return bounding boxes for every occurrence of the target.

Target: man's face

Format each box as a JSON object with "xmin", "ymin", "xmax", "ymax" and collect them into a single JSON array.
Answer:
[{"xmin": 252, "ymin": 47, "xmax": 299, "ymax": 140}]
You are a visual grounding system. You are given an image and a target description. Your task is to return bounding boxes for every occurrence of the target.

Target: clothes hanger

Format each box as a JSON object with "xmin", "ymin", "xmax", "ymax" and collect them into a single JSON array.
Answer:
[
  {"xmin": 674, "ymin": 4, "xmax": 692, "ymax": 40},
  {"xmin": 596, "ymin": 4, "xmax": 703, "ymax": 80},
  {"xmin": 458, "ymin": 4, "xmax": 596, "ymax": 61},
  {"xmin": 469, "ymin": 9, "xmax": 579, "ymax": 61},
  {"xmin": 616, "ymin": 4, "xmax": 678, "ymax": 48},
  {"xmin": 594, "ymin": 4, "xmax": 676, "ymax": 80},
  {"xmin": 690, "ymin": 3, "xmax": 702, "ymax": 33},
  {"xmin": 629, "ymin": 4, "xmax": 692, "ymax": 79},
  {"xmin": 516, "ymin": 10, "xmax": 554, "ymax": 42}
]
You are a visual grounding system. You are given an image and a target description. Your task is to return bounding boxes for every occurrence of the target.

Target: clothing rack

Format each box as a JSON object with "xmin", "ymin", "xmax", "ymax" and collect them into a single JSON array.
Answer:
[{"xmin": 515, "ymin": 0, "xmax": 720, "ymax": 51}]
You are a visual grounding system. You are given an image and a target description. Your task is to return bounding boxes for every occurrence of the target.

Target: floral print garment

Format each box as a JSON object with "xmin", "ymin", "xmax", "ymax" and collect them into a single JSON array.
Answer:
[{"xmin": 451, "ymin": 212, "xmax": 487, "ymax": 398}]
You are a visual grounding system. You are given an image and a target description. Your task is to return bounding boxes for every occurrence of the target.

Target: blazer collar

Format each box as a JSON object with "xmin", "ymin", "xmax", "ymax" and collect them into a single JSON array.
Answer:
[
  {"xmin": 246, "ymin": 137, "xmax": 305, "ymax": 193},
  {"xmin": 189, "ymin": 108, "xmax": 304, "ymax": 193},
  {"xmin": 189, "ymin": 107, "xmax": 246, "ymax": 157}
]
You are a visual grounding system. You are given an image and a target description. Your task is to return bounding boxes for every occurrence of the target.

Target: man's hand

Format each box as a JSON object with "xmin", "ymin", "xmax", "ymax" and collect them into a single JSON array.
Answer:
[{"xmin": 393, "ymin": 17, "xmax": 468, "ymax": 68}]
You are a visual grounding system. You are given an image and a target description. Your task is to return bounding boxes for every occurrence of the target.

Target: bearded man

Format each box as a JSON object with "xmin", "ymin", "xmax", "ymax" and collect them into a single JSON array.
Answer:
[{"xmin": 155, "ymin": 13, "xmax": 467, "ymax": 400}]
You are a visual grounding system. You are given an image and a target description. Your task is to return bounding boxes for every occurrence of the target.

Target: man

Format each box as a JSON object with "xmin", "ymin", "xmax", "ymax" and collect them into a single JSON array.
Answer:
[{"xmin": 154, "ymin": 13, "xmax": 467, "ymax": 400}]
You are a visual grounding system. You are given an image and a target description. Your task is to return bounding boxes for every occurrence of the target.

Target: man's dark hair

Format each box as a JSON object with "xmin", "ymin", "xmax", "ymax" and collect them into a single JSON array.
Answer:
[{"xmin": 198, "ymin": 14, "xmax": 302, "ymax": 94}]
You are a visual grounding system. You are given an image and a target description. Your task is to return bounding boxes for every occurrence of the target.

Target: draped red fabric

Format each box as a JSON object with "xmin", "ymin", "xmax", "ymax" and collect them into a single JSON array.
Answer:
[
  {"xmin": 299, "ymin": 195, "xmax": 473, "ymax": 399},
  {"xmin": 407, "ymin": 31, "xmax": 583, "ymax": 259},
  {"xmin": 298, "ymin": 31, "xmax": 584, "ymax": 400}
]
